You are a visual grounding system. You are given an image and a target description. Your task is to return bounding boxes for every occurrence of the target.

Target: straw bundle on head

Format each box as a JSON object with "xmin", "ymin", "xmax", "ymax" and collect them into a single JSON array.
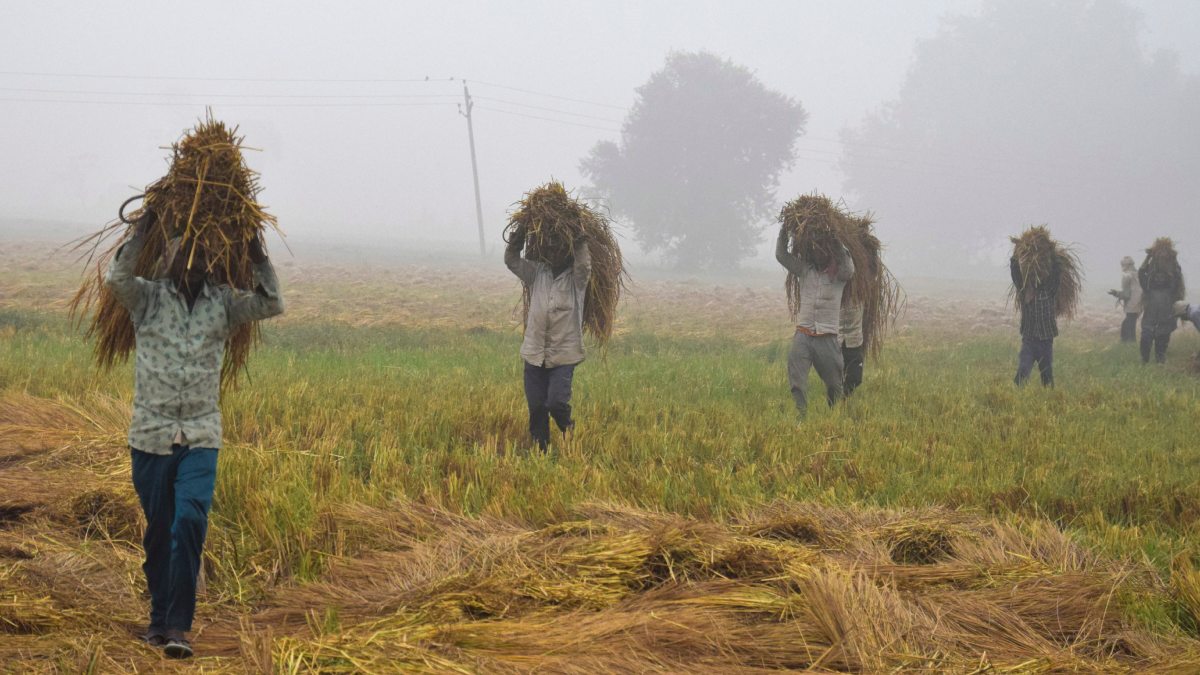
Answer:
[
  {"xmin": 778, "ymin": 194, "xmax": 902, "ymax": 356},
  {"xmin": 845, "ymin": 213, "xmax": 903, "ymax": 357},
  {"xmin": 70, "ymin": 114, "xmax": 280, "ymax": 389},
  {"xmin": 1141, "ymin": 237, "xmax": 1186, "ymax": 300},
  {"xmin": 503, "ymin": 181, "xmax": 627, "ymax": 345},
  {"xmin": 1009, "ymin": 226, "xmax": 1082, "ymax": 319}
]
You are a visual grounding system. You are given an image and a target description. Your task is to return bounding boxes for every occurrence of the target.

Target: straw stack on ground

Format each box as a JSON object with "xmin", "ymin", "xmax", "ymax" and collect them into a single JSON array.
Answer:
[
  {"xmin": 778, "ymin": 194, "xmax": 902, "ymax": 356},
  {"xmin": 70, "ymin": 115, "xmax": 280, "ymax": 388},
  {"xmin": 503, "ymin": 181, "xmax": 626, "ymax": 345},
  {"xmin": 3, "ymin": 390, "xmax": 1200, "ymax": 671},
  {"xmin": 1009, "ymin": 225, "xmax": 1083, "ymax": 319},
  {"xmin": 1141, "ymin": 237, "xmax": 1186, "ymax": 301}
]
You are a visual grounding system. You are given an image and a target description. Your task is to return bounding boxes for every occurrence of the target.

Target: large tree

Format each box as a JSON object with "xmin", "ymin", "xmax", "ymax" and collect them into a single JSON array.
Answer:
[
  {"xmin": 582, "ymin": 51, "xmax": 806, "ymax": 269},
  {"xmin": 842, "ymin": 0, "xmax": 1200, "ymax": 279}
]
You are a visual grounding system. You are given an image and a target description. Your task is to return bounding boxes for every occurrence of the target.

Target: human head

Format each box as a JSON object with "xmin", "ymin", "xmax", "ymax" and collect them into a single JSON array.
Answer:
[
  {"xmin": 166, "ymin": 237, "xmax": 209, "ymax": 290},
  {"xmin": 1121, "ymin": 256, "xmax": 1135, "ymax": 271}
]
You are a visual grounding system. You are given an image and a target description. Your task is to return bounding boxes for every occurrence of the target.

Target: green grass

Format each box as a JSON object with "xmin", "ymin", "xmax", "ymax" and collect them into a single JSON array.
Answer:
[{"xmin": 3, "ymin": 301, "xmax": 1198, "ymax": 609}]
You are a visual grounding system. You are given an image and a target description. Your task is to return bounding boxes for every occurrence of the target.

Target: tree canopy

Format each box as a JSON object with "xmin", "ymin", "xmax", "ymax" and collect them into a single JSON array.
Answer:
[
  {"xmin": 582, "ymin": 51, "xmax": 807, "ymax": 269},
  {"xmin": 841, "ymin": 0, "xmax": 1200, "ymax": 278}
]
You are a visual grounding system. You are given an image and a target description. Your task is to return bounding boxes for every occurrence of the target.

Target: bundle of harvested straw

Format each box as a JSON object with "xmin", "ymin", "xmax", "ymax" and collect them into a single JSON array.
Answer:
[
  {"xmin": 503, "ymin": 181, "xmax": 626, "ymax": 345},
  {"xmin": 1141, "ymin": 237, "xmax": 1186, "ymax": 300},
  {"xmin": 1009, "ymin": 225, "xmax": 1082, "ymax": 319},
  {"xmin": 778, "ymin": 194, "xmax": 902, "ymax": 356},
  {"xmin": 70, "ymin": 115, "xmax": 280, "ymax": 388}
]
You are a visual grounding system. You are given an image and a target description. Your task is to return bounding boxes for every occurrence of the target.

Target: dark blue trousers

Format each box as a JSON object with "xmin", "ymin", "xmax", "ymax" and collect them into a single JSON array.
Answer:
[
  {"xmin": 1015, "ymin": 336, "xmax": 1054, "ymax": 387},
  {"xmin": 523, "ymin": 362, "xmax": 576, "ymax": 450},
  {"xmin": 130, "ymin": 445, "xmax": 218, "ymax": 632}
]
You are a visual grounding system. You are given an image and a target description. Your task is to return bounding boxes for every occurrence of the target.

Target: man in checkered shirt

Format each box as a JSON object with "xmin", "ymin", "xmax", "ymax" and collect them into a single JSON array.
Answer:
[{"xmin": 1010, "ymin": 255, "xmax": 1060, "ymax": 386}]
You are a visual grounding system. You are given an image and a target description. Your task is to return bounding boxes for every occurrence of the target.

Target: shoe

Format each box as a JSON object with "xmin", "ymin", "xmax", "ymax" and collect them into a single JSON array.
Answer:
[
  {"xmin": 163, "ymin": 631, "xmax": 193, "ymax": 659},
  {"xmin": 139, "ymin": 626, "xmax": 167, "ymax": 648}
]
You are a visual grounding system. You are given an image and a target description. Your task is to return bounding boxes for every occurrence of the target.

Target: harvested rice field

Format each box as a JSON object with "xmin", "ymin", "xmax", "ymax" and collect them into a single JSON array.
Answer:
[{"xmin": 2, "ymin": 238, "xmax": 1200, "ymax": 672}]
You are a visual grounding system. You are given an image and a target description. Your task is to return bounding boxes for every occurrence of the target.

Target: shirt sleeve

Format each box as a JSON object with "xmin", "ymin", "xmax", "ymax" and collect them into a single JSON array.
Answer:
[
  {"xmin": 1010, "ymin": 257, "xmax": 1023, "ymax": 288},
  {"xmin": 504, "ymin": 240, "xmax": 538, "ymax": 285},
  {"xmin": 572, "ymin": 238, "xmax": 593, "ymax": 285},
  {"xmin": 103, "ymin": 229, "xmax": 153, "ymax": 324},
  {"xmin": 835, "ymin": 245, "xmax": 855, "ymax": 282},
  {"xmin": 1120, "ymin": 273, "xmax": 1132, "ymax": 302},
  {"xmin": 775, "ymin": 227, "xmax": 809, "ymax": 279},
  {"xmin": 225, "ymin": 258, "xmax": 285, "ymax": 327}
]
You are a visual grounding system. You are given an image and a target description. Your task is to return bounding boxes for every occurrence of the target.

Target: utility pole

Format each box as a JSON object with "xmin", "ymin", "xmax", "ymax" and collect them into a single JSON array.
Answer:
[{"xmin": 460, "ymin": 81, "xmax": 486, "ymax": 256}]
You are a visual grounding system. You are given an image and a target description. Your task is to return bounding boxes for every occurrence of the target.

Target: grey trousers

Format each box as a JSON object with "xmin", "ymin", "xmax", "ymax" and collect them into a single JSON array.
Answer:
[{"xmin": 788, "ymin": 332, "xmax": 844, "ymax": 416}]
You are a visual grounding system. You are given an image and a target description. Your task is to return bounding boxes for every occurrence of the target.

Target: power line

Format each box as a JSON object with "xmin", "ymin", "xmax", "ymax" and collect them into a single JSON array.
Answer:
[
  {"xmin": 0, "ymin": 86, "xmax": 460, "ymax": 100},
  {"xmin": 474, "ymin": 105, "xmax": 620, "ymax": 132},
  {"xmin": 470, "ymin": 79, "xmax": 628, "ymax": 110},
  {"xmin": 0, "ymin": 70, "xmax": 453, "ymax": 84},
  {"xmin": 473, "ymin": 95, "xmax": 623, "ymax": 123},
  {"xmin": 0, "ymin": 97, "xmax": 458, "ymax": 109}
]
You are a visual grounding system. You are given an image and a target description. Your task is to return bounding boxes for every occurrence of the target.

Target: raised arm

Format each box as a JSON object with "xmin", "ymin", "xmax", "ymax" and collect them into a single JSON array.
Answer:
[
  {"xmin": 504, "ymin": 224, "xmax": 537, "ymax": 285},
  {"xmin": 225, "ymin": 238, "xmax": 285, "ymax": 327},
  {"xmin": 572, "ymin": 236, "xmax": 592, "ymax": 285},
  {"xmin": 1010, "ymin": 256, "xmax": 1023, "ymax": 289},
  {"xmin": 834, "ymin": 244, "xmax": 855, "ymax": 282},
  {"xmin": 775, "ymin": 225, "xmax": 808, "ymax": 278},
  {"xmin": 104, "ymin": 214, "xmax": 154, "ymax": 323}
]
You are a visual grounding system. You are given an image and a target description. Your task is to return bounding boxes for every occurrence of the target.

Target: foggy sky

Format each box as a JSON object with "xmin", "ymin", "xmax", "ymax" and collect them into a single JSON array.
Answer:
[{"xmin": 2, "ymin": 0, "xmax": 1198, "ymax": 278}]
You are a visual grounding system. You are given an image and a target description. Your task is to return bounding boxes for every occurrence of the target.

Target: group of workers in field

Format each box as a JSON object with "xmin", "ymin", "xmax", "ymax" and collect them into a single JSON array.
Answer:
[
  {"xmin": 104, "ymin": 176, "xmax": 1195, "ymax": 657},
  {"xmin": 1110, "ymin": 255, "xmax": 1198, "ymax": 365},
  {"xmin": 1008, "ymin": 246, "xmax": 1199, "ymax": 390}
]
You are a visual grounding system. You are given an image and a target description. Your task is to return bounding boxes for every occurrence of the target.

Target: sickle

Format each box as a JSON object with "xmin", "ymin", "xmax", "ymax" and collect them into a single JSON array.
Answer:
[{"xmin": 118, "ymin": 193, "xmax": 147, "ymax": 225}]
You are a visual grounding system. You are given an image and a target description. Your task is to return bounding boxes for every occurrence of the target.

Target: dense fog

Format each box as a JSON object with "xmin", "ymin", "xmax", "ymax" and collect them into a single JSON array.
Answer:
[{"xmin": 1, "ymin": 0, "xmax": 1197, "ymax": 286}]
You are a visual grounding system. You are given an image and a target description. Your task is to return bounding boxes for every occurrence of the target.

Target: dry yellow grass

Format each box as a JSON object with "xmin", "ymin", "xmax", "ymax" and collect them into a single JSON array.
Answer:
[{"xmin": 1, "ymin": 392, "xmax": 1199, "ymax": 672}]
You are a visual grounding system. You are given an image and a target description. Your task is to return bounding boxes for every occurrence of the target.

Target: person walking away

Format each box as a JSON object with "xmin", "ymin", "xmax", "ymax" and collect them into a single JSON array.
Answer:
[
  {"xmin": 776, "ymin": 224, "xmax": 855, "ymax": 418},
  {"xmin": 1011, "ymin": 254, "xmax": 1060, "ymax": 386},
  {"xmin": 505, "ymin": 223, "xmax": 591, "ymax": 451},
  {"xmin": 1108, "ymin": 256, "xmax": 1142, "ymax": 342},
  {"xmin": 106, "ymin": 210, "xmax": 284, "ymax": 658},
  {"xmin": 840, "ymin": 301, "xmax": 865, "ymax": 396}
]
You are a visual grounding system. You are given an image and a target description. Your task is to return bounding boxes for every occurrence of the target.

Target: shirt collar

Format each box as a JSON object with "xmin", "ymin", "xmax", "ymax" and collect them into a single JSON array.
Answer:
[{"xmin": 166, "ymin": 279, "xmax": 219, "ymax": 301}]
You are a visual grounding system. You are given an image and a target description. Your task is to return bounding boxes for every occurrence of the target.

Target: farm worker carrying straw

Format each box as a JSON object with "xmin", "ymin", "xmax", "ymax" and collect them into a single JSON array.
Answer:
[
  {"xmin": 1011, "ymin": 252, "xmax": 1060, "ymax": 386},
  {"xmin": 503, "ymin": 182, "xmax": 625, "ymax": 452},
  {"xmin": 74, "ymin": 118, "xmax": 286, "ymax": 659},
  {"xmin": 1108, "ymin": 256, "xmax": 1142, "ymax": 343},
  {"xmin": 1008, "ymin": 226, "xmax": 1082, "ymax": 388},
  {"xmin": 1139, "ymin": 238, "xmax": 1185, "ymax": 364},
  {"xmin": 106, "ymin": 210, "xmax": 283, "ymax": 657},
  {"xmin": 775, "ymin": 219, "xmax": 855, "ymax": 417},
  {"xmin": 505, "ymin": 224, "xmax": 591, "ymax": 451},
  {"xmin": 839, "ymin": 302, "xmax": 865, "ymax": 396}
]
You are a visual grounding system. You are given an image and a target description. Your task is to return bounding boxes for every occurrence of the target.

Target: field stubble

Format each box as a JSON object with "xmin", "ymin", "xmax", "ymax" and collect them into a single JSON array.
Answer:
[{"xmin": 1, "ymin": 240, "xmax": 1199, "ymax": 671}]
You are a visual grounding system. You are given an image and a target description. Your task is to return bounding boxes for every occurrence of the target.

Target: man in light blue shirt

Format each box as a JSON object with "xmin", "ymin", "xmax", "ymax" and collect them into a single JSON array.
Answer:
[{"xmin": 105, "ymin": 210, "xmax": 283, "ymax": 658}]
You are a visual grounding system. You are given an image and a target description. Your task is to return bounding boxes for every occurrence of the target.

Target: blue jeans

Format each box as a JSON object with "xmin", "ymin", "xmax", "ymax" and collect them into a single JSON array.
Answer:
[
  {"xmin": 130, "ymin": 445, "xmax": 217, "ymax": 632},
  {"xmin": 523, "ymin": 362, "xmax": 576, "ymax": 450},
  {"xmin": 1015, "ymin": 337, "xmax": 1054, "ymax": 387}
]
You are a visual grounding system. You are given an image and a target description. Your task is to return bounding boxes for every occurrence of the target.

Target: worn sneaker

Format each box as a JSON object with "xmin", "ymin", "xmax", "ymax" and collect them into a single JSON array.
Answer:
[{"xmin": 163, "ymin": 632, "xmax": 193, "ymax": 659}]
